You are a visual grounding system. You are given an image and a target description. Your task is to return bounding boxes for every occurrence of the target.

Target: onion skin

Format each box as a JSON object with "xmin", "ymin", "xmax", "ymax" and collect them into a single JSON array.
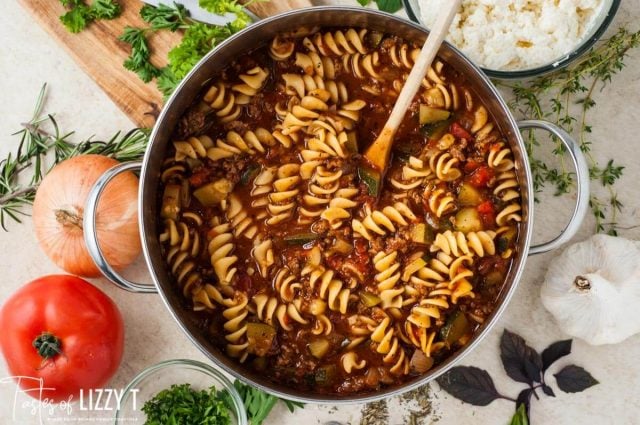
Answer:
[{"xmin": 32, "ymin": 154, "xmax": 141, "ymax": 277}]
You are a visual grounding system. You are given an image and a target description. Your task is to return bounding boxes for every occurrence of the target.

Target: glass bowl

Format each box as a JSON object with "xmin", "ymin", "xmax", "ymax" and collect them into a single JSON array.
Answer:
[
  {"xmin": 114, "ymin": 359, "xmax": 248, "ymax": 425},
  {"xmin": 402, "ymin": 0, "xmax": 621, "ymax": 79}
]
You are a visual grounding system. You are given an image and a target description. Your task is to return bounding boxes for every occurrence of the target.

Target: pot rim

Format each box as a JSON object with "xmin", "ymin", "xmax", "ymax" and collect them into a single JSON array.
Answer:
[{"xmin": 139, "ymin": 5, "xmax": 535, "ymax": 404}]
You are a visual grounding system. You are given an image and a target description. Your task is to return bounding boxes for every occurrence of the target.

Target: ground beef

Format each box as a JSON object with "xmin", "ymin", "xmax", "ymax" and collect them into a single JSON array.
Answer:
[
  {"xmin": 274, "ymin": 331, "xmax": 318, "ymax": 379},
  {"xmin": 450, "ymin": 144, "xmax": 467, "ymax": 161},
  {"xmin": 312, "ymin": 219, "xmax": 331, "ymax": 235},
  {"xmin": 369, "ymin": 236, "xmax": 385, "ymax": 253},
  {"xmin": 224, "ymin": 119, "xmax": 250, "ymax": 134},
  {"xmin": 221, "ymin": 157, "xmax": 248, "ymax": 185},
  {"xmin": 176, "ymin": 109, "xmax": 207, "ymax": 139},
  {"xmin": 384, "ymin": 234, "xmax": 410, "ymax": 253}
]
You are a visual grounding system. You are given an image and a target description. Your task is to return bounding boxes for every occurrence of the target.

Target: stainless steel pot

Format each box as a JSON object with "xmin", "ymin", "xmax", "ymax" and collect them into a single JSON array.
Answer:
[{"xmin": 83, "ymin": 7, "xmax": 589, "ymax": 404}]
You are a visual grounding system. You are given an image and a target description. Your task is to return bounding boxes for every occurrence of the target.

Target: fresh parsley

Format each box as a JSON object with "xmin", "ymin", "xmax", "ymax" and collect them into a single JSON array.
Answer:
[
  {"xmin": 357, "ymin": 0, "xmax": 403, "ymax": 13},
  {"xmin": 59, "ymin": 0, "xmax": 121, "ymax": 33},
  {"xmin": 142, "ymin": 383, "xmax": 231, "ymax": 425},
  {"xmin": 140, "ymin": 2, "xmax": 190, "ymax": 31},
  {"xmin": 168, "ymin": 23, "xmax": 235, "ymax": 80},
  {"xmin": 117, "ymin": 2, "xmax": 249, "ymax": 99},
  {"xmin": 118, "ymin": 27, "xmax": 161, "ymax": 83},
  {"xmin": 141, "ymin": 380, "xmax": 302, "ymax": 425}
]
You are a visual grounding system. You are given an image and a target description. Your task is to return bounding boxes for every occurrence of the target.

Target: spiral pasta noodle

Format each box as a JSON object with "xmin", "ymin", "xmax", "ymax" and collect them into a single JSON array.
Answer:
[
  {"xmin": 303, "ymin": 29, "xmax": 368, "ymax": 56},
  {"xmin": 203, "ymin": 81, "xmax": 241, "ymax": 123},
  {"xmin": 223, "ymin": 292, "xmax": 249, "ymax": 362},
  {"xmin": 352, "ymin": 203, "xmax": 417, "ymax": 240},
  {"xmin": 207, "ymin": 128, "xmax": 274, "ymax": 161},
  {"xmin": 430, "ymin": 230, "xmax": 497, "ymax": 258},
  {"xmin": 267, "ymin": 163, "xmax": 300, "ymax": 225}
]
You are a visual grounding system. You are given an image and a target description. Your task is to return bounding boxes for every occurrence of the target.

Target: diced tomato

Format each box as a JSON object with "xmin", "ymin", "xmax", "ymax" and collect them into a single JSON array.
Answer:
[
  {"xmin": 355, "ymin": 239, "xmax": 368, "ymax": 255},
  {"xmin": 469, "ymin": 166, "xmax": 494, "ymax": 188},
  {"xmin": 326, "ymin": 255, "xmax": 344, "ymax": 270},
  {"xmin": 477, "ymin": 256, "xmax": 507, "ymax": 275},
  {"xmin": 189, "ymin": 170, "xmax": 209, "ymax": 187},
  {"xmin": 477, "ymin": 201, "xmax": 496, "ymax": 228},
  {"xmin": 464, "ymin": 160, "xmax": 480, "ymax": 173},
  {"xmin": 477, "ymin": 200, "xmax": 494, "ymax": 214},
  {"xmin": 450, "ymin": 122, "xmax": 474, "ymax": 141}
]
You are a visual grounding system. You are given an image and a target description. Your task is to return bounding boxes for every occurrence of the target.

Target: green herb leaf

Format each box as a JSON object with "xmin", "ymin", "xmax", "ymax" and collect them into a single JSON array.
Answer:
[
  {"xmin": 156, "ymin": 67, "xmax": 181, "ymax": 100},
  {"xmin": 509, "ymin": 404, "xmax": 529, "ymax": 425},
  {"xmin": 60, "ymin": 5, "xmax": 91, "ymax": 33},
  {"xmin": 140, "ymin": 2, "xmax": 190, "ymax": 31},
  {"xmin": 198, "ymin": 0, "xmax": 244, "ymax": 15},
  {"xmin": 374, "ymin": 0, "xmax": 402, "ymax": 13},
  {"xmin": 59, "ymin": 0, "xmax": 121, "ymax": 33},
  {"xmin": 167, "ymin": 23, "xmax": 235, "ymax": 79},
  {"xmin": 142, "ymin": 383, "xmax": 231, "ymax": 425},
  {"xmin": 90, "ymin": 0, "xmax": 121, "ymax": 19},
  {"xmin": 119, "ymin": 27, "xmax": 161, "ymax": 83},
  {"xmin": 357, "ymin": 0, "xmax": 371, "ymax": 5},
  {"xmin": 232, "ymin": 380, "xmax": 303, "ymax": 425},
  {"xmin": 515, "ymin": 388, "xmax": 533, "ymax": 420},
  {"xmin": 554, "ymin": 365, "xmax": 599, "ymax": 393}
]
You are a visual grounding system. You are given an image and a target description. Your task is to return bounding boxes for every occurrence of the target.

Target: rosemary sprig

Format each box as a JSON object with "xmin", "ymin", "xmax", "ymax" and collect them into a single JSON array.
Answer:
[
  {"xmin": 500, "ymin": 27, "xmax": 640, "ymax": 235},
  {"xmin": 0, "ymin": 84, "xmax": 149, "ymax": 231}
]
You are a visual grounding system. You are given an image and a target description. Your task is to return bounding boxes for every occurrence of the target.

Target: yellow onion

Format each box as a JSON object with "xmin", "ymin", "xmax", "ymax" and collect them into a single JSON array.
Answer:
[{"xmin": 33, "ymin": 154, "xmax": 140, "ymax": 277}]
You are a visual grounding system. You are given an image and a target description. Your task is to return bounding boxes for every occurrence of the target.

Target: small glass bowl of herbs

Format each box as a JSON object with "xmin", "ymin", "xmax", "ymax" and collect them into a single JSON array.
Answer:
[{"xmin": 115, "ymin": 359, "xmax": 247, "ymax": 425}]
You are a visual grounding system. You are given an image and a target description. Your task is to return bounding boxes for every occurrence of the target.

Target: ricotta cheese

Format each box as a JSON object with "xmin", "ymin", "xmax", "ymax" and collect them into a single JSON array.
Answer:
[{"xmin": 419, "ymin": 0, "xmax": 606, "ymax": 71}]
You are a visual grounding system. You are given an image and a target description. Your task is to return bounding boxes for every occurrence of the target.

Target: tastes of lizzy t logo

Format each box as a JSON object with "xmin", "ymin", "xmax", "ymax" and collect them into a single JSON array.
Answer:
[{"xmin": 0, "ymin": 375, "xmax": 139, "ymax": 423}]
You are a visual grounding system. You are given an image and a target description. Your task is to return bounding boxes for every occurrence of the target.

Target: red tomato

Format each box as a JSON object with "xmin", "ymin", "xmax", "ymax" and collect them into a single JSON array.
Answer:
[
  {"xmin": 464, "ymin": 160, "xmax": 480, "ymax": 173},
  {"xmin": 0, "ymin": 275, "xmax": 124, "ymax": 403},
  {"xmin": 450, "ymin": 122, "xmax": 474, "ymax": 141},
  {"xmin": 469, "ymin": 166, "xmax": 494, "ymax": 188},
  {"xmin": 477, "ymin": 201, "xmax": 496, "ymax": 227}
]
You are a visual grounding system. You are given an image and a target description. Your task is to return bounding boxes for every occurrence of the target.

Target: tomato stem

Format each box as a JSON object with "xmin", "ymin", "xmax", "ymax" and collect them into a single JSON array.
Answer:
[{"xmin": 33, "ymin": 332, "xmax": 63, "ymax": 359}]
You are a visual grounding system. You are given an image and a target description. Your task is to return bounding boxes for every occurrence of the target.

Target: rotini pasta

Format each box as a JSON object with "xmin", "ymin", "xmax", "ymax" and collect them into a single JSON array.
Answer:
[
  {"xmin": 158, "ymin": 27, "xmax": 523, "ymax": 396},
  {"xmin": 430, "ymin": 230, "xmax": 497, "ymax": 257},
  {"xmin": 203, "ymin": 82, "xmax": 241, "ymax": 123},
  {"xmin": 352, "ymin": 203, "xmax": 417, "ymax": 240}
]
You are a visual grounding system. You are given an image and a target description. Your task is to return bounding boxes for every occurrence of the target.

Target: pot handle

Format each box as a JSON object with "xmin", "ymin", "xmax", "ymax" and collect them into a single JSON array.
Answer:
[
  {"xmin": 83, "ymin": 161, "xmax": 157, "ymax": 293},
  {"xmin": 518, "ymin": 120, "xmax": 590, "ymax": 255}
]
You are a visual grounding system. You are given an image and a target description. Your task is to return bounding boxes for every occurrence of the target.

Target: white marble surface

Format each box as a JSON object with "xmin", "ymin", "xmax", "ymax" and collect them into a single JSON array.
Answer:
[{"xmin": 1, "ymin": 0, "xmax": 640, "ymax": 424}]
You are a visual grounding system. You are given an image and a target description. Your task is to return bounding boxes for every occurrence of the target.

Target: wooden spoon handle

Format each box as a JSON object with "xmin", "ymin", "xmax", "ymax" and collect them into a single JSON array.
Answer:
[
  {"xmin": 242, "ymin": 0, "xmax": 314, "ymax": 18},
  {"xmin": 364, "ymin": 0, "xmax": 462, "ymax": 171}
]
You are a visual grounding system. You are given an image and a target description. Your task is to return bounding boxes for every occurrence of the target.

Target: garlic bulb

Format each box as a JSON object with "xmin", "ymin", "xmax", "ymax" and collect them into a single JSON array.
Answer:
[{"xmin": 541, "ymin": 234, "xmax": 640, "ymax": 345}]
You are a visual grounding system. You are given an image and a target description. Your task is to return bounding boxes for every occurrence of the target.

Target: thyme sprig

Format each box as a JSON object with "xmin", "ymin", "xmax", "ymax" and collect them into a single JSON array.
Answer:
[
  {"xmin": 0, "ymin": 84, "xmax": 149, "ymax": 230},
  {"xmin": 501, "ymin": 27, "xmax": 640, "ymax": 235}
]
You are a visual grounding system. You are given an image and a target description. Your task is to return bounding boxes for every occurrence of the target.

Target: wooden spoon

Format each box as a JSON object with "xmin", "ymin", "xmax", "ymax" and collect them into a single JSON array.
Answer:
[{"xmin": 362, "ymin": 0, "xmax": 462, "ymax": 195}]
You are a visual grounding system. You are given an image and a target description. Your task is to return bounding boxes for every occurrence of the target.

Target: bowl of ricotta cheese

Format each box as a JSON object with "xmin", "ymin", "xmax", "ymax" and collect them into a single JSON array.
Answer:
[{"xmin": 403, "ymin": 0, "xmax": 621, "ymax": 78}]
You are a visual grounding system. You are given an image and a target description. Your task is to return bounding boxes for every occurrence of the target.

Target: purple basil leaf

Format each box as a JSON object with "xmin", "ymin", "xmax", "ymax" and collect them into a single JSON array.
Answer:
[
  {"xmin": 542, "ymin": 384, "xmax": 555, "ymax": 397},
  {"xmin": 500, "ymin": 329, "xmax": 541, "ymax": 384},
  {"xmin": 436, "ymin": 366, "xmax": 501, "ymax": 406},
  {"xmin": 516, "ymin": 388, "xmax": 533, "ymax": 420},
  {"xmin": 524, "ymin": 356, "xmax": 542, "ymax": 383},
  {"xmin": 554, "ymin": 365, "xmax": 599, "ymax": 393},
  {"xmin": 541, "ymin": 340, "xmax": 572, "ymax": 371}
]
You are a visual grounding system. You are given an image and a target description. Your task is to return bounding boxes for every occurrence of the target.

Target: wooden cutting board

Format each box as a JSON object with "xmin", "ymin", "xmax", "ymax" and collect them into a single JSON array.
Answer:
[{"xmin": 17, "ymin": 0, "xmax": 314, "ymax": 128}]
